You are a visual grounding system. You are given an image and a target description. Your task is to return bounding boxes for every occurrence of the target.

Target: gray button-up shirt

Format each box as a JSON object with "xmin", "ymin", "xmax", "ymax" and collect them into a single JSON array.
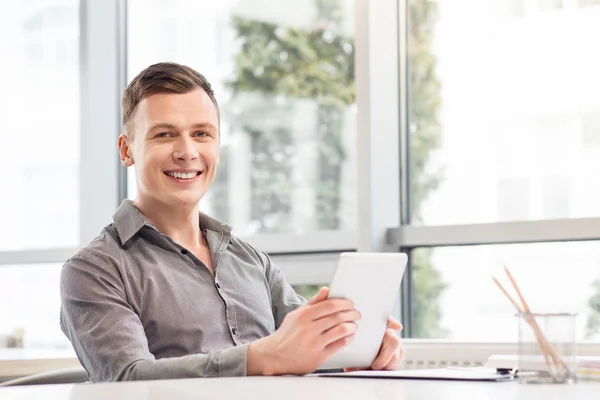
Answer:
[{"xmin": 60, "ymin": 200, "xmax": 306, "ymax": 382}]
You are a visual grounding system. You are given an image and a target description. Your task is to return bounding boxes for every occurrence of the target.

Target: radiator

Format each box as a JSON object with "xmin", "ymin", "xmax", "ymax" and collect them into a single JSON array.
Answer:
[{"xmin": 399, "ymin": 340, "xmax": 600, "ymax": 370}]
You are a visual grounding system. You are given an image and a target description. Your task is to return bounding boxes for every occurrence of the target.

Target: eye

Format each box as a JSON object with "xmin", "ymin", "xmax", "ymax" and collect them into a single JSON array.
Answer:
[
  {"xmin": 193, "ymin": 131, "xmax": 210, "ymax": 137},
  {"xmin": 154, "ymin": 132, "xmax": 172, "ymax": 138}
]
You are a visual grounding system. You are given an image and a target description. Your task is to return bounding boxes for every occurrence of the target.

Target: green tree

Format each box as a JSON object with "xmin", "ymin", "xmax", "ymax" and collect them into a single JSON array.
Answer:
[
  {"xmin": 226, "ymin": 0, "xmax": 446, "ymax": 337},
  {"xmin": 408, "ymin": 0, "xmax": 447, "ymax": 337}
]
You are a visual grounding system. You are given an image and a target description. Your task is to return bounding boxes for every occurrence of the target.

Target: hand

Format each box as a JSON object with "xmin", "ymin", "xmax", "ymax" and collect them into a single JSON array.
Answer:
[
  {"xmin": 344, "ymin": 317, "xmax": 404, "ymax": 372},
  {"xmin": 247, "ymin": 287, "xmax": 361, "ymax": 376}
]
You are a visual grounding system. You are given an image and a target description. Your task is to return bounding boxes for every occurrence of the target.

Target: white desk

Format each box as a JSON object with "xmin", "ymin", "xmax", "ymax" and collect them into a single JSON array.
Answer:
[
  {"xmin": 0, "ymin": 376, "xmax": 598, "ymax": 399},
  {"xmin": 0, "ymin": 349, "xmax": 80, "ymax": 382}
]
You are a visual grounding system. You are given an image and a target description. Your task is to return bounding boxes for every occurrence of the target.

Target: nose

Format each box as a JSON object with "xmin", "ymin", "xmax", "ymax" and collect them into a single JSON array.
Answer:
[{"xmin": 173, "ymin": 136, "xmax": 199, "ymax": 162}]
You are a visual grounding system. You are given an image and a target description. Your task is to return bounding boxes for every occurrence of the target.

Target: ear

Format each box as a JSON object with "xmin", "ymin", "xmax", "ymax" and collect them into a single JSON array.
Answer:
[{"xmin": 118, "ymin": 134, "xmax": 134, "ymax": 167}]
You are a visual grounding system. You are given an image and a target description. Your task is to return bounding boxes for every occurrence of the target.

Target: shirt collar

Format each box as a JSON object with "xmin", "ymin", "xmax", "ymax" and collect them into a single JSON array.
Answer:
[{"xmin": 113, "ymin": 199, "xmax": 231, "ymax": 246}]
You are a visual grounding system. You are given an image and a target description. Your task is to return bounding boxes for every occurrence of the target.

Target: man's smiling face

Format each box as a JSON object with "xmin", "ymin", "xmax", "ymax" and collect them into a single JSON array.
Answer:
[{"xmin": 119, "ymin": 88, "xmax": 220, "ymax": 208}]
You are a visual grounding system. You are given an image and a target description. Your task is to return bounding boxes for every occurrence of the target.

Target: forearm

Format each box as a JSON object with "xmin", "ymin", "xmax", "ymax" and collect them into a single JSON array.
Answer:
[{"xmin": 116, "ymin": 344, "xmax": 250, "ymax": 381}]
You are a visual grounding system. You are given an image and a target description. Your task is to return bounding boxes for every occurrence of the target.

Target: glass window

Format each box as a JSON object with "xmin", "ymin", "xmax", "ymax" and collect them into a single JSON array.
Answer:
[
  {"xmin": 582, "ymin": 111, "xmax": 600, "ymax": 148},
  {"xmin": 0, "ymin": 264, "xmax": 70, "ymax": 349},
  {"xmin": 408, "ymin": 0, "xmax": 600, "ymax": 226},
  {"xmin": 497, "ymin": 179, "xmax": 529, "ymax": 221},
  {"xmin": 293, "ymin": 284, "xmax": 321, "ymax": 300},
  {"xmin": 0, "ymin": 1, "xmax": 80, "ymax": 250},
  {"xmin": 502, "ymin": 0, "xmax": 525, "ymax": 17},
  {"xmin": 538, "ymin": 0, "xmax": 563, "ymax": 12},
  {"xmin": 127, "ymin": 0, "xmax": 357, "ymax": 235},
  {"xmin": 411, "ymin": 242, "xmax": 600, "ymax": 342},
  {"xmin": 541, "ymin": 177, "xmax": 570, "ymax": 219}
]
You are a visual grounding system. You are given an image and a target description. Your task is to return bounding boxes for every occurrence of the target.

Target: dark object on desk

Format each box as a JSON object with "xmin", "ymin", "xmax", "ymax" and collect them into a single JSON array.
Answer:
[{"xmin": 316, "ymin": 368, "xmax": 515, "ymax": 382}]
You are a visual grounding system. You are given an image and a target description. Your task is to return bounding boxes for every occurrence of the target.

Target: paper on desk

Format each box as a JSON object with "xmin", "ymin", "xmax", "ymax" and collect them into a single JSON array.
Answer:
[{"xmin": 314, "ymin": 368, "xmax": 514, "ymax": 382}]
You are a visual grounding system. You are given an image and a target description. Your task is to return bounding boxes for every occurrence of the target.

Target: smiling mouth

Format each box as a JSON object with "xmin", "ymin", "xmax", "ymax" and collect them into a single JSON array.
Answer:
[{"xmin": 163, "ymin": 171, "xmax": 202, "ymax": 180}]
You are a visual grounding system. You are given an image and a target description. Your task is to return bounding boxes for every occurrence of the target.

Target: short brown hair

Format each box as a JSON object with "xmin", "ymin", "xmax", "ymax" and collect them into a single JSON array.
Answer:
[{"xmin": 122, "ymin": 62, "xmax": 220, "ymax": 135}]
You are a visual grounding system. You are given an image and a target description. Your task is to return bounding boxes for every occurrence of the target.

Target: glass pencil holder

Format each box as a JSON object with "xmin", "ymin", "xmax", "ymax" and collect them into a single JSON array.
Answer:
[{"xmin": 517, "ymin": 312, "xmax": 577, "ymax": 384}]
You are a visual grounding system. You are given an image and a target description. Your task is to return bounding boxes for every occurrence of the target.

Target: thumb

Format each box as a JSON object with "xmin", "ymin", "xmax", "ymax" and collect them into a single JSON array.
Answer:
[{"xmin": 307, "ymin": 286, "xmax": 330, "ymax": 305}]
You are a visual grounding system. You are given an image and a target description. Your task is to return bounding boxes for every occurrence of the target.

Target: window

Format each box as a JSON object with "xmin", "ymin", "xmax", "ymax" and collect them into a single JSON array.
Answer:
[
  {"xmin": 542, "ymin": 178, "xmax": 570, "ymax": 219},
  {"xmin": 503, "ymin": 0, "xmax": 525, "ymax": 17},
  {"xmin": 498, "ymin": 179, "xmax": 530, "ymax": 221},
  {"xmin": 0, "ymin": 1, "xmax": 80, "ymax": 251},
  {"xmin": 0, "ymin": 264, "xmax": 70, "ymax": 349},
  {"xmin": 5, "ymin": 0, "xmax": 598, "ymax": 353},
  {"xmin": 582, "ymin": 111, "xmax": 600, "ymax": 148},
  {"xmin": 293, "ymin": 285, "xmax": 321, "ymax": 300},
  {"xmin": 127, "ymin": 0, "xmax": 357, "ymax": 235},
  {"xmin": 0, "ymin": 0, "xmax": 79, "ymax": 350},
  {"xmin": 398, "ymin": 0, "xmax": 600, "ymax": 344},
  {"xmin": 411, "ymin": 243, "xmax": 600, "ymax": 342},
  {"xmin": 538, "ymin": 0, "xmax": 563, "ymax": 12},
  {"xmin": 409, "ymin": 0, "xmax": 600, "ymax": 226}
]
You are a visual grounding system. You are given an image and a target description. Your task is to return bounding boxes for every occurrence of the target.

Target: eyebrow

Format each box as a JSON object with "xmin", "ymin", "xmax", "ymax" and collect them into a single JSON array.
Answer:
[{"xmin": 147, "ymin": 122, "xmax": 218, "ymax": 133}]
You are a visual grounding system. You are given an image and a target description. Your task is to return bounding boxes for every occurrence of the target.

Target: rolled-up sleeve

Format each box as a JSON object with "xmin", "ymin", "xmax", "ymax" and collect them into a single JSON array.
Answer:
[{"xmin": 60, "ymin": 250, "xmax": 249, "ymax": 382}]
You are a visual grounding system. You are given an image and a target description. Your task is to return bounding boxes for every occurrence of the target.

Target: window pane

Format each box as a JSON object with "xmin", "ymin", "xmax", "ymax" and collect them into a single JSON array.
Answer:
[
  {"xmin": 127, "ymin": 0, "xmax": 357, "ymax": 234},
  {"xmin": 292, "ymin": 284, "xmax": 320, "ymax": 301},
  {"xmin": 0, "ymin": 264, "xmax": 70, "ymax": 349},
  {"xmin": 0, "ymin": 1, "xmax": 80, "ymax": 250},
  {"xmin": 408, "ymin": 0, "xmax": 600, "ymax": 225},
  {"xmin": 411, "ymin": 242, "xmax": 600, "ymax": 342}
]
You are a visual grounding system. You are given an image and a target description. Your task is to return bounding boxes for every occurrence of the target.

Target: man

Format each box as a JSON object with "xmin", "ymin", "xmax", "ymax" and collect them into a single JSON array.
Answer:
[{"xmin": 60, "ymin": 62, "xmax": 404, "ymax": 382}]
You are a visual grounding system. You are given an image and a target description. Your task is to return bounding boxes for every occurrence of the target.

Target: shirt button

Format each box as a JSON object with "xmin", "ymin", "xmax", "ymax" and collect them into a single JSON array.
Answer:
[
  {"xmin": 181, "ymin": 249, "xmax": 188, "ymax": 255},
  {"xmin": 232, "ymin": 328, "xmax": 238, "ymax": 335}
]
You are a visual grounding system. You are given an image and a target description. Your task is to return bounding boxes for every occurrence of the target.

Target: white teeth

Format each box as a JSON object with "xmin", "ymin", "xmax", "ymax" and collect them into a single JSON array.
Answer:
[{"xmin": 166, "ymin": 171, "xmax": 198, "ymax": 179}]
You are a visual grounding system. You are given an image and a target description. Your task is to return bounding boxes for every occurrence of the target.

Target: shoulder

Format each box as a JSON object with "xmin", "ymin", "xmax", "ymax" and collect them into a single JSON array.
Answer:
[
  {"xmin": 227, "ymin": 233, "xmax": 273, "ymax": 272},
  {"xmin": 62, "ymin": 223, "xmax": 123, "ymax": 276}
]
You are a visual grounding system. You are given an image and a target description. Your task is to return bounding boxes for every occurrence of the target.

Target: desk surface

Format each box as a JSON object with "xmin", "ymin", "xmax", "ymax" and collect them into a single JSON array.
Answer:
[{"xmin": 0, "ymin": 376, "xmax": 598, "ymax": 399}]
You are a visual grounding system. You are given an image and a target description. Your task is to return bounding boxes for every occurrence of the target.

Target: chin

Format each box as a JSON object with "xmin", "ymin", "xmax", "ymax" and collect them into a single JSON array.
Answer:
[
  {"xmin": 171, "ymin": 195, "xmax": 203, "ymax": 208},
  {"xmin": 156, "ymin": 190, "xmax": 201, "ymax": 207}
]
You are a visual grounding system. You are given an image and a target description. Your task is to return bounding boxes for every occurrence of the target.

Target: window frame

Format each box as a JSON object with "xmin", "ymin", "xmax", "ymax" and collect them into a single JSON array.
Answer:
[{"xmin": 0, "ymin": 0, "xmax": 125, "ymax": 268}]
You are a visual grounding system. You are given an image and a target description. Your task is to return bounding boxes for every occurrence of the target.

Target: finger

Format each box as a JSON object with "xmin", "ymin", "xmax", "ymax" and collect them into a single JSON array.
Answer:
[
  {"xmin": 323, "ymin": 332, "xmax": 356, "ymax": 358},
  {"xmin": 306, "ymin": 298, "xmax": 355, "ymax": 321},
  {"xmin": 371, "ymin": 330, "xmax": 400, "ymax": 370},
  {"xmin": 398, "ymin": 341, "xmax": 406, "ymax": 363},
  {"xmin": 314, "ymin": 309, "xmax": 361, "ymax": 333},
  {"xmin": 319, "ymin": 322, "xmax": 358, "ymax": 349},
  {"xmin": 387, "ymin": 317, "xmax": 403, "ymax": 331},
  {"xmin": 382, "ymin": 351, "xmax": 400, "ymax": 370},
  {"xmin": 307, "ymin": 287, "xmax": 329, "ymax": 305},
  {"xmin": 371, "ymin": 351, "xmax": 392, "ymax": 371}
]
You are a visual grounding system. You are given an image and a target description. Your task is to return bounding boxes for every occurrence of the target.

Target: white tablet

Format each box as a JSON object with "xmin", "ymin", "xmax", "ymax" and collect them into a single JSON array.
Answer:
[{"xmin": 318, "ymin": 252, "xmax": 407, "ymax": 370}]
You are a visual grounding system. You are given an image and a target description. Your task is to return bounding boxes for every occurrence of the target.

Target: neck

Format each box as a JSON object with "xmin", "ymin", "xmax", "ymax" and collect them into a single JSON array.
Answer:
[{"xmin": 133, "ymin": 196, "xmax": 201, "ymax": 249}]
